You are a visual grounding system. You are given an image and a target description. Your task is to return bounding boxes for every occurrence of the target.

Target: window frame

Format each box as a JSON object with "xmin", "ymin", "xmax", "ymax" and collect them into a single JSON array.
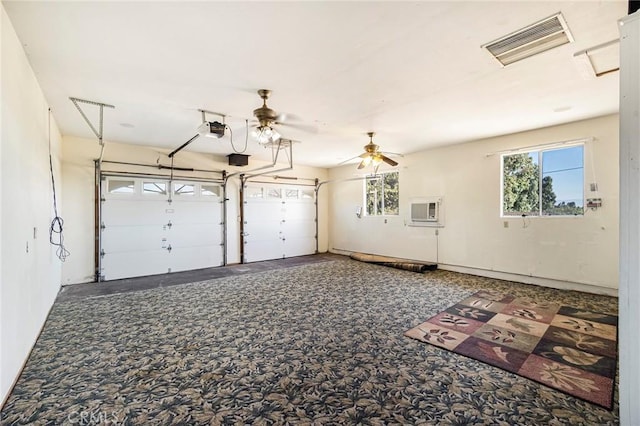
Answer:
[
  {"xmin": 142, "ymin": 181, "xmax": 168, "ymax": 196},
  {"xmin": 173, "ymin": 182, "xmax": 196, "ymax": 196},
  {"xmin": 501, "ymin": 143, "xmax": 585, "ymax": 218},
  {"xmin": 201, "ymin": 184, "xmax": 221, "ymax": 198},
  {"xmin": 364, "ymin": 171, "xmax": 399, "ymax": 217},
  {"xmin": 106, "ymin": 178, "xmax": 136, "ymax": 195}
]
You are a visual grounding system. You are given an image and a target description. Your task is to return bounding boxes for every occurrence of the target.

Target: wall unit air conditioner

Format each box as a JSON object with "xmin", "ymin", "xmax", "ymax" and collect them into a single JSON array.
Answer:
[{"xmin": 409, "ymin": 197, "xmax": 443, "ymax": 227}]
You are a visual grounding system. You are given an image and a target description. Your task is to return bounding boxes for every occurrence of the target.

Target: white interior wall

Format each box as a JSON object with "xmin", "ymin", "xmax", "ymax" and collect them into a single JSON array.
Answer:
[
  {"xmin": 618, "ymin": 10, "xmax": 640, "ymax": 426},
  {"xmin": 329, "ymin": 114, "xmax": 619, "ymax": 293},
  {"xmin": 0, "ymin": 5, "xmax": 63, "ymax": 404},
  {"xmin": 61, "ymin": 136, "xmax": 329, "ymax": 285}
]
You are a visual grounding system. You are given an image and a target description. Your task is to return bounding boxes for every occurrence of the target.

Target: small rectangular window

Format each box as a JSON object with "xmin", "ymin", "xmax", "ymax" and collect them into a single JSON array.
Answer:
[
  {"xmin": 174, "ymin": 183, "xmax": 195, "ymax": 196},
  {"xmin": 301, "ymin": 189, "xmax": 314, "ymax": 199},
  {"xmin": 201, "ymin": 184, "xmax": 220, "ymax": 197},
  {"xmin": 267, "ymin": 188, "xmax": 282, "ymax": 199},
  {"xmin": 502, "ymin": 145, "xmax": 584, "ymax": 216},
  {"xmin": 143, "ymin": 181, "xmax": 167, "ymax": 195},
  {"xmin": 108, "ymin": 179, "xmax": 135, "ymax": 194},
  {"xmin": 245, "ymin": 186, "xmax": 263, "ymax": 198},
  {"xmin": 365, "ymin": 171, "xmax": 399, "ymax": 216},
  {"xmin": 285, "ymin": 189, "xmax": 299, "ymax": 199}
]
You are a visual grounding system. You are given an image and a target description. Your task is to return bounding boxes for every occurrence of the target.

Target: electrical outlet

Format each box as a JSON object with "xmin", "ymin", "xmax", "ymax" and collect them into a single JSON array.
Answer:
[
  {"xmin": 503, "ymin": 221, "xmax": 509, "ymax": 228},
  {"xmin": 587, "ymin": 198, "xmax": 602, "ymax": 208}
]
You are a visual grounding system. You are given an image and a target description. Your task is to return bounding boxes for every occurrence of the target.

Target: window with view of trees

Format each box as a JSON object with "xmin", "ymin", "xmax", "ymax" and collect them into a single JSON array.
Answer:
[
  {"xmin": 365, "ymin": 171, "xmax": 399, "ymax": 216},
  {"xmin": 502, "ymin": 145, "xmax": 584, "ymax": 216}
]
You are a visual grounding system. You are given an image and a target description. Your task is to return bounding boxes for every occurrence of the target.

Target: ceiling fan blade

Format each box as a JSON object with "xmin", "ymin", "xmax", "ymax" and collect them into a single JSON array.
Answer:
[
  {"xmin": 358, "ymin": 156, "xmax": 374, "ymax": 169},
  {"xmin": 381, "ymin": 151, "xmax": 403, "ymax": 157},
  {"xmin": 275, "ymin": 112, "xmax": 304, "ymax": 122},
  {"xmin": 358, "ymin": 152, "xmax": 370, "ymax": 159},
  {"xmin": 337, "ymin": 155, "xmax": 361, "ymax": 166},
  {"xmin": 381, "ymin": 154, "xmax": 398, "ymax": 167},
  {"xmin": 278, "ymin": 121, "xmax": 318, "ymax": 134}
]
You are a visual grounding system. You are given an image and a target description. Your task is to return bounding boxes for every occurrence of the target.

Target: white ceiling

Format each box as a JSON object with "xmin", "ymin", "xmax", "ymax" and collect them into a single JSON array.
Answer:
[{"xmin": 3, "ymin": 1, "xmax": 626, "ymax": 168}]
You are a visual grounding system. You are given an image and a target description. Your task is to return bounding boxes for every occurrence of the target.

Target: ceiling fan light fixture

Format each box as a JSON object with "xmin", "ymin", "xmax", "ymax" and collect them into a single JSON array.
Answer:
[
  {"xmin": 350, "ymin": 132, "xmax": 399, "ymax": 171},
  {"xmin": 253, "ymin": 125, "xmax": 280, "ymax": 144}
]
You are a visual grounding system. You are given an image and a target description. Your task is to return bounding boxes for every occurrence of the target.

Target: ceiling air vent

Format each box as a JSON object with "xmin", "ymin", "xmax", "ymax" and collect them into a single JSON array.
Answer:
[{"xmin": 482, "ymin": 13, "xmax": 574, "ymax": 66}]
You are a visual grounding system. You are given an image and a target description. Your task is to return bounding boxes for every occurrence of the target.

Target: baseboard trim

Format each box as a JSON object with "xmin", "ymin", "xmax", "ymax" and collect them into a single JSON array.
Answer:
[
  {"xmin": 438, "ymin": 263, "xmax": 618, "ymax": 297},
  {"xmin": 330, "ymin": 248, "xmax": 353, "ymax": 256},
  {"xmin": 331, "ymin": 249, "xmax": 618, "ymax": 297}
]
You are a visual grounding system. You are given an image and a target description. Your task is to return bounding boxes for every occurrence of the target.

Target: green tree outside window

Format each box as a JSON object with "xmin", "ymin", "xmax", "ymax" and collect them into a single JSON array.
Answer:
[
  {"xmin": 502, "ymin": 146, "xmax": 584, "ymax": 216},
  {"xmin": 366, "ymin": 171, "xmax": 399, "ymax": 216}
]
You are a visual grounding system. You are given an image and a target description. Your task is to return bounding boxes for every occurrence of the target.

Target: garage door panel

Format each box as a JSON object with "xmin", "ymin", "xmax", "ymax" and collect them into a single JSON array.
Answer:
[
  {"xmin": 169, "ymin": 201, "xmax": 221, "ymax": 223},
  {"xmin": 243, "ymin": 183, "xmax": 316, "ymax": 263},
  {"xmin": 101, "ymin": 177, "xmax": 223, "ymax": 280},
  {"xmin": 244, "ymin": 204, "xmax": 284, "ymax": 222},
  {"xmin": 103, "ymin": 200, "xmax": 171, "ymax": 226},
  {"xmin": 169, "ymin": 224, "xmax": 222, "ymax": 246},
  {"xmin": 170, "ymin": 246, "xmax": 223, "ymax": 271},
  {"xmin": 244, "ymin": 240, "xmax": 284, "ymax": 262},
  {"xmin": 245, "ymin": 221, "xmax": 282, "ymax": 240},
  {"xmin": 283, "ymin": 202, "xmax": 315, "ymax": 220},
  {"xmin": 284, "ymin": 237, "xmax": 316, "ymax": 257},
  {"xmin": 101, "ymin": 226, "xmax": 168, "ymax": 252},
  {"xmin": 283, "ymin": 220, "xmax": 315, "ymax": 237},
  {"xmin": 102, "ymin": 250, "xmax": 171, "ymax": 281}
]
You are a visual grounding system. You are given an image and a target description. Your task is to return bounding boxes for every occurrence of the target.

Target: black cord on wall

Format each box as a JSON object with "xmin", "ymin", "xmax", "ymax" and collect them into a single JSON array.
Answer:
[{"xmin": 48, "ymin": 109, "xmax": 70, "ymax": 261}]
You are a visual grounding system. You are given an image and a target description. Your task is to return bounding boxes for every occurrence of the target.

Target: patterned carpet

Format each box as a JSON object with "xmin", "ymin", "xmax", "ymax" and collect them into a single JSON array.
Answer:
[{"xmin": 1, "ymin": 258, "xmax": 619, "ymax": 425}]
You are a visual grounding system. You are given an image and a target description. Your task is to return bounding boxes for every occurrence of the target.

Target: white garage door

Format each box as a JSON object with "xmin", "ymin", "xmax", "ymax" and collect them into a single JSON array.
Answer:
[
  {"xmin": 101, "ymin": 177, "xmax": 224, "ymax": 281},
  {"xmin": 243, "ymin": 183, "xmax": 316, "ymax": 262}
]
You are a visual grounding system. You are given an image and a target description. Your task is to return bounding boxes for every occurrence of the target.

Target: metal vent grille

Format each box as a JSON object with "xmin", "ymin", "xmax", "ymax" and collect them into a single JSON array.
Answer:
[{"xmin": 483, "ymin": 13, "xmax": 574, "ymax": 66}]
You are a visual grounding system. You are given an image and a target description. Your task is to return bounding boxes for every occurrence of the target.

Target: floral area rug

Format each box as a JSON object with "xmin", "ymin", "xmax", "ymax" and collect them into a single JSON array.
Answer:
[{"xmin": 405, "ymin": 290, "xmax": 618, "ymax": 409}]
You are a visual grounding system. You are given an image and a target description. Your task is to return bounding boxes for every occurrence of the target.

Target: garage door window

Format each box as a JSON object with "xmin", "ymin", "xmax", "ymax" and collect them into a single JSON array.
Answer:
[
  {"xmin": 108, "ymin": 179, "xmax": 135, "ymax": 194},
  {"xmin": 267, "ymin": 188, "xmax": 282, "ymax": 199},
  {"xmin": 245, "ymin": 187, "xmax": 263, "ymax": 198},
  {"xmin": 143, "ymin": 181, "xmax": 167, "ymax": 195},
  {"xmin": 201, "ymin": 185, "xmax": 221, "ymax": 197},
  {"xmin": 174, "ymin": 183, "xmax": 195, "ymax": 196}
]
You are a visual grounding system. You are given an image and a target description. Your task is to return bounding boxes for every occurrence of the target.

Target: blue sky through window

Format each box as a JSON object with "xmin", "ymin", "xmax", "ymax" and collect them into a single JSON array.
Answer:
[
  {"xmin": 543, "ymin": 146, "xmax": 584, "ymax": 206},
  {"xmin": 527, "ymin": 145, "xmax": 583, "ymax": 207}
]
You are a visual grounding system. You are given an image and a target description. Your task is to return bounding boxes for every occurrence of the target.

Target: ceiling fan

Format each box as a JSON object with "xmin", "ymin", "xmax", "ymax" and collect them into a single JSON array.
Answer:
[
  {"xmin": 250, "ymin": 89, "xmax": 315, "ymax": 144},
  {"xmin": 356, "ymin": 132, "xmax": 399, "ymax": 171}
]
